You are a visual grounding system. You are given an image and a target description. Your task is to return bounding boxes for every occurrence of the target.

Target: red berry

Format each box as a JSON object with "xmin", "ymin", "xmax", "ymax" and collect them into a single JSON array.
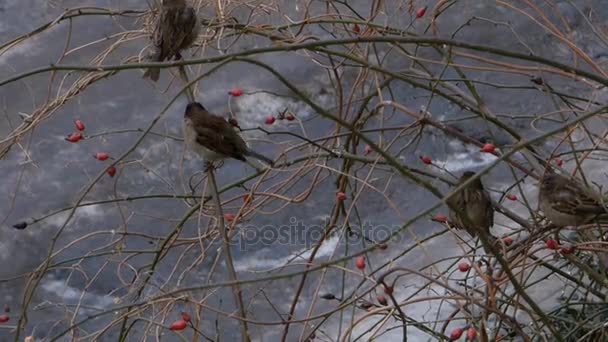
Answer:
[
  {"xmin": 415, "ymin": 6, "xmax": 427, "ymax": 18},
  {"xmin": 169, "ymin": 319, "xmax": 187, "ymax": 331},
  {"xmin": 224, "ymin": 213, "xmax": 235, "ymax": 221},
  {"xmin": 352, "ymin": 23, "xmax": 361, "ymax": 33},
  {"xmin": 355, "ymin": 256, "xmax": 366, "ymax": 270},
  {"xmin": 506, "ymin": 194, "xmax": 517, "ymax": 201},
  {"xmin": 360, "ymin": 302, "xmax": 373, "ymax": 310},
  {"xmin": 228, "ymin": 88, "xmax": 243, "ymax": 97},
  {"xmin": 95, "ymin": 152, "xmax": 109, "ymax": 161},
  {"xmin": 458, "ymin": 262, "xmax": 470, "ymax": 272},
  {"xmin": 383, "ymin": 285, "xmax": 394, "ymax": 295},
  {"xmin": 481, "ymin": 143, "xmax": 496, "ymax": 153},
  {"xmin": 74, "ymin": 119, "xmax": 85, "ymax": 131},
  {"xmin": 503, "ymin": 237, "xmax": 513, "ymax": 246},
  {"xmin": 363, "ymin": 145, "xmax": 372, "ymax": 155},
  {"xmin": 555, "ymin": 158, "xmax": 564, "ymax": 167},
  {"xmin": 65, "ymin": 132, "xmax": 82, "ymax": 143},
  {"xmin": 106, "ymin": 166, "xmax": 117, "ymax": 177},
  {"xmin": 432, "ymin": 213, "xmax": 448, "ymax": 223},
  {"xmin": 546, "ymin": 239, "xmax": 559, "ymax": 250},
  {"xmin": 420, "ymin": 155, "xmax": 432, "ymax": 165},
  {"xmin": 560, "ymin": 244, "xmax": 575, "ymax": 255},
  {"xmin": 336, "ymin": 191, "xmax": 347, "ymax": 201},
  {"xmin": 264, "ymin": 116, "xmax": 276, "ymax": 125},
  {"xmin": 285, "ymin": 113, "xmax": 295, "ymax": 121},
  {"xmin": 377, "ymin": 294, "xmax": 388, "ymax": 306},
  {"xmin": 450, "ymin": 327, "xmax": 464, "ymax": 340},
  {"xmin": 467, "ymin": 327, "xmax": 477, "ymax": 340},
  {"xmin": 0, "ymin": 315, "xmax": 9, "ymax": 323},
  {"xmin": 181, "ymin": 312, "xmax": 191, "ymax": 322}
]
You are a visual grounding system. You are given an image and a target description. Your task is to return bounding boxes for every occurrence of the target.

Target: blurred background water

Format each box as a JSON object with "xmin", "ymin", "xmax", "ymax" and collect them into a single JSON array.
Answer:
[{"xmin": 1, "ymin": 0, "xmax": 608, "ymax": 340}]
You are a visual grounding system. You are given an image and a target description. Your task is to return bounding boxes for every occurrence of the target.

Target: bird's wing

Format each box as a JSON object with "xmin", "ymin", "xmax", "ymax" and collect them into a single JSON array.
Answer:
[
  {"xmin": 192, "ymin": 115, "xmax": 248, "ymax": 161},
  {"xmin": 482, "ymin": 190, "xmax": 494, "ymax": 227},
  {"xmin": 552, "ymin": 182, "xmax": 606, "ymax": 216},
  {"xmin": 176, "ymin": 7, "xmax": 198, "ymax": 49}
]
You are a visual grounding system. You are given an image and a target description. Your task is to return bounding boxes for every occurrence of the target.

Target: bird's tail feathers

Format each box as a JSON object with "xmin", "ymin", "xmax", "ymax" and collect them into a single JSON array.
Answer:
[
  {"xmin": 246, "ymin": 150, "xmax": 274, "ymax": 166},
  {"xmin": 143, "ymin": 68, "xmax": 160, "ymax": 82},
  {"xmin": 143, "ymin": 50, "xmax": 162, "ymax": 82}
]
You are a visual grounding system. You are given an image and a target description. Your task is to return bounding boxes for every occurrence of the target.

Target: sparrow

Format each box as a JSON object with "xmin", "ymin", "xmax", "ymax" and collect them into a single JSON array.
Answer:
[
  {"xmin": 539, "ymin": 170, "xmax": 608, "ymax": 272},
  {"xmin": 143, "ymin": 0, "xmax": 200, "ymax": 81},
  {"xmin": 538, "ymin": 170, "xmax": 608, "ymax": 226},
  {"xmin": 183, "ymin": 102, "xmax": 274, "ymax": 166},
  {"xmin": 446, "ymin": 171, "xmax": 496, "ymax": 245}
]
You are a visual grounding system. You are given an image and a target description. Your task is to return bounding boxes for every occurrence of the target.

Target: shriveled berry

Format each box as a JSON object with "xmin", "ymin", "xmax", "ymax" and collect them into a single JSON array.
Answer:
[
  {"xmin": 352, "ymin": 23, "xmax": 361, "ymax": 33},
  {"xmin": 336, "ymin": 191, "xmax": 347, "ymax": 201},
  {"xmin": 554, "ymin": 158, "xmax": 563, "ymax": 167},
  {"xmin": 224, "ymin": 213, "xmax": 235, "ymax": 221},
  {"xmin": 383, "ymin": 285, "xmax": 394, "ymax": 295},
  {"xmin": 420, "ymin": 155, "xmax": 432, "ymax": 165},
  {"xmin": 546, "ymin": 239, "xmax": 559, "ymax": 250},
  {"xmin": 506, "ymin": 194, "xmax": 517, "ymax": 201},
  {"xmin": 285, "ymin": 113, "xmax": 295, "ymax": 121},
  {"xmin": 106, "ymin": 166, "xmax": 117, "ymax": 177},
  {"xmin": 13, "ymin": 222, "xmax": 27, "ymax": 230},
  {"xmin": 181, "ymin": 312, "xmax": 191, "ymax": 322},
  {"xmin": 377, "ymin": 294, "xmax": 388, "ymax": 306},
  {"xmin": 531, "ymin": 76, "xmax": 544, "ymax": 85},
  {"xmin": 364, "ymin": 145, "xmax": 372, "ymax": 155},
  {"xmin": 377, "ymin": 243, "xmax": 388, "ymax": 250},
  {"xmin": 560, "ymin": 244, "xmax": 575, "ymax": 255},
  {"xmin": 360, "ymin": 302, "xmax": 373, "ymax": 309},
  {"xmin": 320, "ymin": 293, "xmax": 336, "ymax": 300},
  {"xmin": 503, "ymin": 237, "xmax": 513, "ymax": 246}
]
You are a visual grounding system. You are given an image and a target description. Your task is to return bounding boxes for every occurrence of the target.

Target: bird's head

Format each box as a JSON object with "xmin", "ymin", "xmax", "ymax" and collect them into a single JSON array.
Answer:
[
  {"xmin": 185, "ymin": 102, "xmax": 207, "ymax": 118},
  {"xmin": 541, "ymin": 172, "xmax": 558, "ymax": 189},
  {"xmin": 460, "ymin": 171, "xmax": 483, "ymax": 188}
]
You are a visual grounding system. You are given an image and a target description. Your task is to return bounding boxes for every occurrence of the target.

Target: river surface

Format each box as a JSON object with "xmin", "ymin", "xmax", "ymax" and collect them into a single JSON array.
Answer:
[{"xmin": 1, "ymin": 0, "xmax": 607, "ymax": 341}]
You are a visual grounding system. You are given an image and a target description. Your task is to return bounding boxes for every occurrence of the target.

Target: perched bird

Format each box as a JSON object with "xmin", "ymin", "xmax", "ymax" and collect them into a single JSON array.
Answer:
[
  {"xmin": 183, "ymin": 102, "xmax": 274, "ymax": 166},
  {"xmin": 539, "ymin": 170, "xmax": 608, "ymax": 271},
  {"xmin": 447, "ymin": 171, "xmax": 496, "ymax": 245},
  {"xmin": 538, "ymin": 171, "xmax": 608, "ymax": 226},
  {"xmin": 143, "ymin": 0, "xmax": 200, "ymax": 81}
]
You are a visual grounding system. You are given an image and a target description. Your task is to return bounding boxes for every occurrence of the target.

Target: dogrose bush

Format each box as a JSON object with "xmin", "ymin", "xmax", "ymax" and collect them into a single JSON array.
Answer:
[{"xmin": 2, "ymin": 1, "xmax": 608, "ymax": 341}]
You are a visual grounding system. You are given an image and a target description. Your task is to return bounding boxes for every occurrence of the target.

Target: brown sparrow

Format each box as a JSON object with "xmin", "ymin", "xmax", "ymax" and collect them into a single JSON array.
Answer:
[
  {"xmin": 447, "ymin": 171, "xmax": 496, "ymax": 244},
  {"xmin": 183, "ymin": 102, "xmax": 274, "ymax": 166},
  {"xmin": 143, "ymin": 0, "xmax": 200, "ymax": 81},
  {"xmin": 539, "ymin": 171, "xmax": 608, "ymax": 226}
]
